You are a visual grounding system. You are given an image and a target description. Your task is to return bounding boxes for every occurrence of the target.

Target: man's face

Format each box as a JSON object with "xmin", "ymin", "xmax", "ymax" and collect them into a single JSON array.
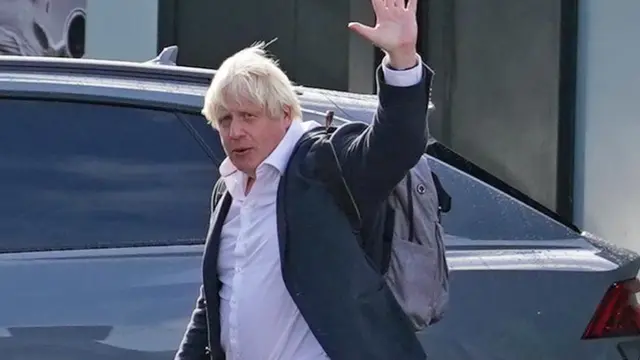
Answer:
[{"xmin": 217, "ymin": 99, "xmax": 292, "ymax": 177}]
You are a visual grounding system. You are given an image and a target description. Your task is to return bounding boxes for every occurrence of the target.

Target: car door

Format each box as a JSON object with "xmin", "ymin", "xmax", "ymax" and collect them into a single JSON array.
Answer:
[{"xmin": 0, "ymin": 98, "xmax": 222, "ymax": 360}]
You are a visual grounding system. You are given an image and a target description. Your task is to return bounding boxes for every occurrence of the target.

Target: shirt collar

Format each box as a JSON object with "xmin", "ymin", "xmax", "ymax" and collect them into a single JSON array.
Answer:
[{"xmin": 218, "ymin": 119, "xmax": 320, "ymax": 178}]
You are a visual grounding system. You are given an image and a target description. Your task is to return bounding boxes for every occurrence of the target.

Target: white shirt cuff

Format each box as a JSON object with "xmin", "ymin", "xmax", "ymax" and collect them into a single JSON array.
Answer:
[{"xmin": 381, "ymin": 54, "xmax": 423, "ymax": 87}]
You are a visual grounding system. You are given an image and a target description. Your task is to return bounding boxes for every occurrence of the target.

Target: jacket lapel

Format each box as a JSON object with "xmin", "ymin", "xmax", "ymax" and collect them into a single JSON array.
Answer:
[{"xmin": 203, "ymin": 192, "xmax": 232, "ymax": 272}]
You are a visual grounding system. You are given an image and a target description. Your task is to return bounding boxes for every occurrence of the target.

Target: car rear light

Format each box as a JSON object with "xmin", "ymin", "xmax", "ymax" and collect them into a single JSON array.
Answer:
[{"xmin": 582, "ymin": 278, "xmax": 640, "ymax": 339}]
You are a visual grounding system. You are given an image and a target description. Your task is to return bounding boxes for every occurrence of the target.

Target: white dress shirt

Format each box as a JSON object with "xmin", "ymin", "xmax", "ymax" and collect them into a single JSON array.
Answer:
[{"xmin": 216, "ymin": 56, "xmax": 423, "ymax": 360}]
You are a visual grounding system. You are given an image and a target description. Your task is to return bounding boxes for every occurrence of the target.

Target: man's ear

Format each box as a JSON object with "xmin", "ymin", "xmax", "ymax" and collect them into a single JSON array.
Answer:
[{"xmin": 282, "ymin": 105, "xmax": 293, "ymax": 126}]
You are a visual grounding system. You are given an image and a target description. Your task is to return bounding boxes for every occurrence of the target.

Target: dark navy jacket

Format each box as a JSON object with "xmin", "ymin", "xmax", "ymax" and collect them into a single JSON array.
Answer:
[{"xmin": 175, "ymin": 62, "xmax": 433, "ymax": 360}]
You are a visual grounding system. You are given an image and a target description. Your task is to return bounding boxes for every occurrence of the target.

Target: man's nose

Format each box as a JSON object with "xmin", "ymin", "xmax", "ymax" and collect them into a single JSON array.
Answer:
[{"xmin": 228, "ymin": 117, "xmax": 245, "ymax": 139}]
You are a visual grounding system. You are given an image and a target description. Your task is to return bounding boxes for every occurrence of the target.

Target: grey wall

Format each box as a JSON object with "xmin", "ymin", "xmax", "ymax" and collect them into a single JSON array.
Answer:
[
  {"xmin": 165, "ymin": 0, "xmax": 376, "ymax": 94},
  {"xmin": 426, "ymin": 0, "xmax": 563, "ymax": 211},
  {"xmin": 85, "ymin": 0, "xmax": 157, "ymax": 61},
  {"xmin": 574, "ymin": 0, "xmax": 640, "ymax": 251},
  {"xmin": 171, "ymin": 0, "xmax": 297, "ymax": 85}
]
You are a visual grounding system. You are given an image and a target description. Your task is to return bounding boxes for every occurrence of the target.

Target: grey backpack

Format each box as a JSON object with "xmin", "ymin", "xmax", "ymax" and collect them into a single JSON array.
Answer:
[{"xmin": 323, "ymin": 112, "xmax": 450, "ymax": 331}]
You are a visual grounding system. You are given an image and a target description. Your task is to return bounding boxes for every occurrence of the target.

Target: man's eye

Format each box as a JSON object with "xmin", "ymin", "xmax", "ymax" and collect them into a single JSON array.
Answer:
[{"xmin": 219, "ymin": 116, "xmax": 231, "ymax": 126}]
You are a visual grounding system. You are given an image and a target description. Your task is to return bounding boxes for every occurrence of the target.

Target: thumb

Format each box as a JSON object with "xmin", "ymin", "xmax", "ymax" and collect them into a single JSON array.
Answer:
[{"xmin": 348, "ymin": 22, "xmax": 376, "ymax": 41}]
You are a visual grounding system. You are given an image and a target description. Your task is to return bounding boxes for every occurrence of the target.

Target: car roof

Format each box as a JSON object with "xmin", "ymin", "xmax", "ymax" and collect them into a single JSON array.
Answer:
[{"xmin": 0, "ymin": 54, "xmax": 401, "ymax": 125}]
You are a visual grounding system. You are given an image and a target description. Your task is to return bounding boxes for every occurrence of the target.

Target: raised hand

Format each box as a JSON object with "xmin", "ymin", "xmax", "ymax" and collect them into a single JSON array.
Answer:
[{"xmin": 348, "ymin": 0, "xmax": 418, "ymax": 69}]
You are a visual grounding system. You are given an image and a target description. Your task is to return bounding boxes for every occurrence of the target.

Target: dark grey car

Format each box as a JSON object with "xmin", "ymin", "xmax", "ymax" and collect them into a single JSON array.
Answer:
[{"xmin": 1, "ymin": 48, "xmax": 639, "ymax": 360}]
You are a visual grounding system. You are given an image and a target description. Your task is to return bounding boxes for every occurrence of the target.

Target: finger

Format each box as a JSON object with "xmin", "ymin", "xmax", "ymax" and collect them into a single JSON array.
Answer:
[
  {"xmin": 371, "ymin": 0, "xmax": 384, "ymax": 14},
  {"xmin": 348, "ymin": 22, "xmax": 376, "ymax": 41},
  {"xmin": 385, "ymin": 0, "xmax": 399, "ymax": 14},
  {"xmin": 406, "ymin": 0, "xmax": 417, "ymax": 12}
]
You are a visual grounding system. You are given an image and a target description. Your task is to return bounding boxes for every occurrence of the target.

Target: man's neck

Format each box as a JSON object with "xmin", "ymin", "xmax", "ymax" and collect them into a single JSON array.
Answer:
[{"xmin": 245, "ymin": 176, "xmax": 255, "ymax": 195}]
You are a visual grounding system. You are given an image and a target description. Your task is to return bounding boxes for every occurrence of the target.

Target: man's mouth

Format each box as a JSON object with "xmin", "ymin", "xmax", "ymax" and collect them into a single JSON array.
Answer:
[{"xmin": 232, "ymin": 148, "xmax": 251, "ymax": 155}]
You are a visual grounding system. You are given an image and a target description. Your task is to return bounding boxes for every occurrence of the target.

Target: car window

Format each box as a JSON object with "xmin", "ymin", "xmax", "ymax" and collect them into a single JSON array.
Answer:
[
  {"xmin": 0, "ymin": 99, "xmax": 221, "ymax": 253},
  {"xmin": 429, "ymin": 158, "xmax": 577, "ymax": 241}
]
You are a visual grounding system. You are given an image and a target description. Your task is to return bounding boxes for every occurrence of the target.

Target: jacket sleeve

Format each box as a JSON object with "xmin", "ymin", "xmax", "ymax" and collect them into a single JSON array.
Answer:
[
  {"xmin": 328, "ymin": 58, "xmax": 434, "ymax": 213},
  {"xmin": 174, "ymin": 285, "xmax": 210, "ymax": 360}
]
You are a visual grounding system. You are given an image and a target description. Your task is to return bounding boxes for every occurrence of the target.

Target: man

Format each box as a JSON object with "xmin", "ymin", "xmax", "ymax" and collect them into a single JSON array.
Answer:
[{"xmin": 175, "ymin": 0, "xmax": 433, "ymax": 359}]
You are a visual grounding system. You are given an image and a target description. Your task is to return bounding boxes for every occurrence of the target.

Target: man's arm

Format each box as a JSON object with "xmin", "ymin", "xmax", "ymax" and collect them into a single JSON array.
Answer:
[
  {"xmin": 174, "ymin": 286, "xmax": 209, "ymax": 360},
  {"xmin": 328, "ymin": 54, "xmax": 433, "ymax": 212}
]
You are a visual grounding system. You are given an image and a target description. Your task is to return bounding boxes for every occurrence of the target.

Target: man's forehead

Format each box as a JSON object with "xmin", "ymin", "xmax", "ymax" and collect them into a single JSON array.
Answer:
[{"xmin": 219, "ymin": 95, "xmax": 264, "ymax": 112}]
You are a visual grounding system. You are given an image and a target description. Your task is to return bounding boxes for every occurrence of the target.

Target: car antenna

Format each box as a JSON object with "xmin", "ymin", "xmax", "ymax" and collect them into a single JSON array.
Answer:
[{"xmin": 146, "ymin": 45, "xmax": 179, "ymax": 66}]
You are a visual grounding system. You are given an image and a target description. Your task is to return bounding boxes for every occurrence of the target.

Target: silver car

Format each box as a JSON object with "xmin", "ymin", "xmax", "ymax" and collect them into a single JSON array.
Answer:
[{"xmin": 0, "ymin": 47, "xmax": 639, "ymax": 360}]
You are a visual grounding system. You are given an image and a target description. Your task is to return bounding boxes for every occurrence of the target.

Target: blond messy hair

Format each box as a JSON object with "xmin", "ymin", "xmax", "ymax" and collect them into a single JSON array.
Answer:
[{"xmin": 201, "ymin": 41, "xmax": 302, "ymax": 129}]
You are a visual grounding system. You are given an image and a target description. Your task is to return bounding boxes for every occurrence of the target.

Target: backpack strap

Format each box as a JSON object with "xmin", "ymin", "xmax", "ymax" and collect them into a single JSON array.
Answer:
[
  {"xmin": 430, "ymin": 171, "xmax": 451, "ymax": 215},
  {"xmin": 405, "ymin": 172, "xmax": 416, "ymax": 242}
]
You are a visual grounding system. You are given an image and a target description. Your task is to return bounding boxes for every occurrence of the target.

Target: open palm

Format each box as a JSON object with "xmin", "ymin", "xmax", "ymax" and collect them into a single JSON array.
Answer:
[{"xmin": 348, "ymin": 0, "xmax": 418, "ymax": 53}]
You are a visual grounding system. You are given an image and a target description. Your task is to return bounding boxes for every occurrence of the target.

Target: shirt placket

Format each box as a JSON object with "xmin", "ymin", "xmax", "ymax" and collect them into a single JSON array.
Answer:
[{"xmin": 230, "ymin": 196, "xmax": 252, "ymax": 360}]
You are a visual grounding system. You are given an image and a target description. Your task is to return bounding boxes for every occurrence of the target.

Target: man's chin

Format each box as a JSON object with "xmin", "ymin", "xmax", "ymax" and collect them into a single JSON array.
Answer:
[{"xmin": 230, "ymin": 159, "xmax": 256, "ymax": 176}]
